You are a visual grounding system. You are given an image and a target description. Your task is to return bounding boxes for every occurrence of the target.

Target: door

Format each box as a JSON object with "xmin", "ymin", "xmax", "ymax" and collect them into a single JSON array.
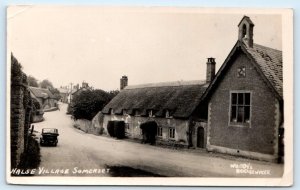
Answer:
[{"xmin": 197, "ymin": 127, "xmax": 205, "ymax": 148}]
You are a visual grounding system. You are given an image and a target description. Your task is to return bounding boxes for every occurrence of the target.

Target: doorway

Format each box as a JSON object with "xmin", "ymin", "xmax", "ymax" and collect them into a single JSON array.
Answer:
[{"xmin": 197, "ymin": 127, "xmax": 205, "ymax": 148}]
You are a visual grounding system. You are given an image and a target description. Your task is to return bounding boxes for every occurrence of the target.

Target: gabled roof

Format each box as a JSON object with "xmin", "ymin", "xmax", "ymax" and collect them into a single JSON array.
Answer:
[
  {"xmin": 29, "ymin": 87, "xmax": 55, "ymax": 99},
  {"xmin": 102, "ymin": 80, "xmax": 208, "ymax": 119},
  {"xmin": 238, "ymin": 16, "xmax": 254, "ymax": 26},
  {"xmin": 201, "ymin": 40, "xmax": 283, "ymax": 101}
]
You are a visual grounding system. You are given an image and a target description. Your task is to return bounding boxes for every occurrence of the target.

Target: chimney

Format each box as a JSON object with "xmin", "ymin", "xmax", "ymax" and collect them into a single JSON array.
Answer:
[
  {"xmin": 82, "ymin": 81, "xmax": 89, "ymax": 88},
  {"xmin": 120, "ymin": 76, "xmax": 128, "ymax": 90},
  {"xmin": 206, "ymin": 57, "xmax": 216, "ymax": 83}
]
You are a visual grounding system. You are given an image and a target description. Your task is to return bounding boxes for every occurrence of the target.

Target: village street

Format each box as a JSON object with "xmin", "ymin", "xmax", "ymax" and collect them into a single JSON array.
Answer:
[{"xmin": 32, "ymin": 103, "xmax": 284, "ymax": 177}]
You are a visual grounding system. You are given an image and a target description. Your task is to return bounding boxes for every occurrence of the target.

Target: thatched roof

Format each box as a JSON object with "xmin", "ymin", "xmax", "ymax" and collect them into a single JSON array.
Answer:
[{"xmin": 102, "ymin": 80, "xmax": 208, "ymax": 119}]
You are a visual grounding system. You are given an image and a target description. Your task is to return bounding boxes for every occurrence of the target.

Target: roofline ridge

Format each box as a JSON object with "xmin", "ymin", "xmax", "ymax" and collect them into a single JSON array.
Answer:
[{"xmin": 125, "ymin": 80, "xmax": 207, "ymax": 90}]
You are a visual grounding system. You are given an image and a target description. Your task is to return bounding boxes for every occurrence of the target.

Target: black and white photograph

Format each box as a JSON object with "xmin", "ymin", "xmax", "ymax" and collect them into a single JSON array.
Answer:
[{"xmin": 6, "ymin": 6, "xmax": 293, "ymax": 186}]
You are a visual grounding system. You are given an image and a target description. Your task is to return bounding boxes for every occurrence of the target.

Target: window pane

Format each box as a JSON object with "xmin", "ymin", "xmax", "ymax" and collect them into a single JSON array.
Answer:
[
  {"xmin": 238, "ymin": 93, "xmax": 244, "ymax": 105},
  {"xmin": 245, "ymin": 106, "xmax": 250, "ymax": 122},
  {"xmin": 232, "ymin": 93, "xmax": 237, "ymax": 104},
  {"xmin": 237, "ymin": 106, "xmax": 244, "ymax": 122},
  {"xmin": 245, "ymin": 93, "xmax": 250, "ymax": 105},
  {"xmin": 231, "ymin": 106, "xmax": 237, "ymax": 122}
]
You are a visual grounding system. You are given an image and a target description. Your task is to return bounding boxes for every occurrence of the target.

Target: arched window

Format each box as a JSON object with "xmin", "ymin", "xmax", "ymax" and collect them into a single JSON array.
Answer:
[{"xmin": 242, "ymin": 24, "xmax": 247, "ymax": 38}]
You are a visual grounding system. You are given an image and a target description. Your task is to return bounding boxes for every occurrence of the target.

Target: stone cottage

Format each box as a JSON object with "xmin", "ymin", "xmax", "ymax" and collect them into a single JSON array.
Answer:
[
  {"xmin": 101, "ymin": 59, "xmax": 215, "ymax": 148},
  {"xmin": 201, "ymin": 16, "xmax": 283, "ymax": 162},
  {"xmin": 29, "ymin": 87, "xmax": 57, "ymax": 110}
]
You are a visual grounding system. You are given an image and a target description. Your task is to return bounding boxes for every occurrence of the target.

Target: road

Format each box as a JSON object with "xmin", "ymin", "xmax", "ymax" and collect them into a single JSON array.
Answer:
[{"xmin": 33, "ymin": 103, "xmax": 284, "ymax": 177}]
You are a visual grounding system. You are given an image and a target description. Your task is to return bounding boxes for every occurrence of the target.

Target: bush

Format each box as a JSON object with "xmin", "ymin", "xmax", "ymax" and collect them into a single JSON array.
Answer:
[
  {"xmin": 18, "ymin": 136, "xmax": 41, "ymax": 173},
  {"xmin": 72, "ymin": 89, "xmax": 112, "ymax": 120},
  {"xmin": 107, "ymin": 121, "xmax": 125, "ymax": 139}
]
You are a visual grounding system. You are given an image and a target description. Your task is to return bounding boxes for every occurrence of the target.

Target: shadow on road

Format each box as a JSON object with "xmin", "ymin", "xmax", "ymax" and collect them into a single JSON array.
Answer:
[{"xmin": 106, "ymin": 165, "xmax": 166, "ymax": 177}]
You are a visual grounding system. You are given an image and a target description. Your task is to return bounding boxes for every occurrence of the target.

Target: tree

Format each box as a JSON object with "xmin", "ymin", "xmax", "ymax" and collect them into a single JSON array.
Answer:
[
  {"xmin": 108, "ymin": 90, "xmax": 119, "ymax": 99},
  {"xmin": 49, "ymin": 88, "xmax": 62, "ymax": 101},
  {"xmin": 27, "ymin": 75, "xmax": 39, "ymax": 87},
  {"xmin": 40, "ymin": 79, "xmax": 53, "ymax": 89},
  {"xmin": 71, "ymin": 89, "xmax": 112, "ymax": 120}
]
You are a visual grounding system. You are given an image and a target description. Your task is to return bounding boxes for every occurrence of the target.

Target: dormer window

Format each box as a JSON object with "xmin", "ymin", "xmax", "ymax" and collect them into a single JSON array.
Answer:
[
  {"xmin": 148, "ymin": 110, "xmax": 153, "ymax": 117},
  {"xmin": 110, "ymin": 108, "xmax": 114, "ymax": 115},
  {"xmin": 165, "ymin": 110, "xmax": 172, "ymax": 118},
  {"xmin": 123, "ymin": 109, "xmax": 127, "ymax": 115},
  {"xmin": 133, "ymin": 109, "xmax": 140, "ymax": 116}
]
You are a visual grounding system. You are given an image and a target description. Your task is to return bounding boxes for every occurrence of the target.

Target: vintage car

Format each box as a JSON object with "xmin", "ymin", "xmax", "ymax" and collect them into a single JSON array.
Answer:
[{"xmin": 40, "ymin": 128, "xmax": 59, "ymax": 146}]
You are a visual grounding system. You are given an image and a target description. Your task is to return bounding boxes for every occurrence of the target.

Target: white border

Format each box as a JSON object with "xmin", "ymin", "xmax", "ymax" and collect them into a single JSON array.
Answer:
[{"xmin": 6, "ymin": 6, "xmax": 293, "ymax": 186}]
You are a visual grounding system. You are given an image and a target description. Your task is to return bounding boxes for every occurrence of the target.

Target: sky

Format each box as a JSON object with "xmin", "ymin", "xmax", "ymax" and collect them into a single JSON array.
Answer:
[{"xmin": 7, "ymin": 6, "xmax": 282, "ymax": 91}]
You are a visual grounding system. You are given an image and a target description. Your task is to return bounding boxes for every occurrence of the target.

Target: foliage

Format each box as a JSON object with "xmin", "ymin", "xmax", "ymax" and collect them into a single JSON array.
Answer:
[
  {"xmin": 108, "ymin": 90, "xmax": 119, "ymax": 99},
  {"xmin": 27, "ymin": 75, "xmax": 39, "ymax": 87},
  {"xmin": 40, "ymin": 79, "xmax": 54, "ymax": 89},
  {"xmin": 18, "ymin": 136, "xmax": 41, "ymax": 172},
  {"xmin": 72, "ymin": 89, "xmax": 112, "ymax": 120},
  {"xmin": 11, "ymin": 53, "xmax": 23, "ymax": 82},
  {"xmin": 49, "ymin": 88, "xmax": 62, "ymax": 101}
]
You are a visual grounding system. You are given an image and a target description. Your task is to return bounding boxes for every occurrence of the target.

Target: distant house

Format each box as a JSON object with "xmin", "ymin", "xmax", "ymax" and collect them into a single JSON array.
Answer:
[
  {"xmin": 100, "ymin": 16, "xmax": 283, "ymax": 162},
  {"xmin": 201, "ymin": 16, "xmax": 283, "ymax": 162},
  {"xmin": 68, "ymin": 82, "xmax": 92, "ymax": 103},
  {"xmin": 29, "ymin": 87, "xmax": 57, "ymax": 110},
  {"xmin": 58, "ymin": 87, "xmax": 68, "ymax": 103}
]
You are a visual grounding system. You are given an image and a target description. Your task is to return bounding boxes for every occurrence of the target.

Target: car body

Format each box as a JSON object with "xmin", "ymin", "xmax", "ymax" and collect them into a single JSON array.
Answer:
[{"xmin": 40, "ymin": 128, "xmax": 59, "ymax": 146}]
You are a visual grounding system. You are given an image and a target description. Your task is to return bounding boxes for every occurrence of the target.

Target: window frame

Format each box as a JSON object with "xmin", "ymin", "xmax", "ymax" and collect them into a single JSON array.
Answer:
[
  {"xmin": 148, "ymin": 110, "xmax": 153, "ymax": 117},
  {"xmin": 168, "ymin": 127, "xmax": 175, "ymax": 139},
  {"xmin": 229, "ymin": 91, "xmax": 252, "ymax": 128},
  {"xmin": 157, "ymin": 126, "xmax": 163, "ymax": 137}
]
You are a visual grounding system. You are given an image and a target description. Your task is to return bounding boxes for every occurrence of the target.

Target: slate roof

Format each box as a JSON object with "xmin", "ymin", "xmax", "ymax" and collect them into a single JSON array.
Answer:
[
  {"xmin": 201, "ymin": 41, "xmax": 283, "ymax": 101},
  {"xmin": 245, "ymin": 43, "xmax": 283, "ymax": 97},
  {"xmin": 29, "ymin": 87, "xmax": 55, "ymax": 99},
  {"xmin": 102, "ymin": 80, "xmax": 208, "ymax": 119}
]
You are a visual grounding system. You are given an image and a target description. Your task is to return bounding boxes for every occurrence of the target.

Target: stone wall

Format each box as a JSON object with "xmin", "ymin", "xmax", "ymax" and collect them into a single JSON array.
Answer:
[
  {"xmin": 10, "ymin": 54, "xmax": 32, "ymax": 168},
  {"xmin": 73, "ymin": 112, "xmax": 104, "ymax": 135}
]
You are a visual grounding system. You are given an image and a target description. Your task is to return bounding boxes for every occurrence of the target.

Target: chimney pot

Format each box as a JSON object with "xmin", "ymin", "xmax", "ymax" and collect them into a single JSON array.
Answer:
[{"xmin": 206, "ymin": 57, "xmax": 216, "ymax": 83}]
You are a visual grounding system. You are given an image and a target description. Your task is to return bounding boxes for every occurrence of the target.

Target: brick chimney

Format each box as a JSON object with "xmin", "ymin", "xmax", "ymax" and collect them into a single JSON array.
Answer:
[
  {"xmin": 206, "ymin": 57, "xmax": 216, "ymax": 83},
  {"xmin": 120, "ymin": 76, "xmax": 128, "ymax": 90}
]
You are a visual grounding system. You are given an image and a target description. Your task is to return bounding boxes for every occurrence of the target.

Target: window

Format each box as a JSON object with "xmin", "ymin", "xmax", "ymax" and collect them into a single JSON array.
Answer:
[
  {"xmin": 242, "ymin": 24, "xmax": 247, "ymax": 38},
  {"xmin": 165, "ymin": 110, "xmax": 172, "ymax": 118},
  {"xmin": 125, "ymin": 123, "xmax": 130, "ymax": 133},
  {"xmin": 148, "ymin": 110, "xmax": 153, "ymax": 117},
  {"xmin": 230, "ymin": 92, "xmax": 251, "ymax": 124},
  {"xmin": 157, "ymin": 127, "xmax": 163, "ymax": 137},
  {"xmin": 237, "ymin": 67, "xmax": 246, "ymax": 78},
  {"xmin": 168, "ymin": 128, "xmax": 175, "ymax": 139},
  {"xmin": 110, "ymin": 108, "xmax": 114, "ymax": 115}
]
